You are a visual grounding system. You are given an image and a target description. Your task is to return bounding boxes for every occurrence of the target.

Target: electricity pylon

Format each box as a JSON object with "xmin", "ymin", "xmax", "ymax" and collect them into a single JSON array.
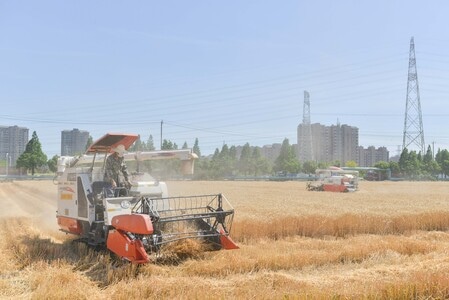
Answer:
[
  {"xmin": 402, "ymin": 37, "xmax": 425, "ymax": 154},
  {"xmin": 298, "ymin": 91, "xmax": 314, "ymax": 162}
]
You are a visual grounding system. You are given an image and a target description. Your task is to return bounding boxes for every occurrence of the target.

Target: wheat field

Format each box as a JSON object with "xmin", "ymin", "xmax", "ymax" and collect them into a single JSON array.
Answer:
[{"xmin": 1, "ymin": 180, "xmax": 449, "ymax": 299}]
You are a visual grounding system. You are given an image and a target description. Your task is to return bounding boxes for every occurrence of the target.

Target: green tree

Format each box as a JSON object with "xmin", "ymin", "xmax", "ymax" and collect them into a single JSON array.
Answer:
[
  {"xmin": 146, "ymin": 135, "xmax": 156, "ymax": 151},
  {"xmin": 219, "ymin": 144, "xmax": 234, "ymax": 177},
  {"xmin": 220, "ymin": 144, "xmax": 230, "ymax": 158},
  {"xmin": 193, "ymin": 138, "xmax": 201, "ymax": 157},
  {"xmin": 162, "ymin": 139, "xmax": 174, "ymax": 150},
  {"xmin": 193, "ymin": 157, "xmax": 210, "ymax": 180},
  {"xmin": 331, "ymin": 160, "xmax": 341, "ymax": 167},
  {"xmin": 399, "ymin": 148, "xmax": 420, "ymax": 178},
  {"xmin": 85, "ymin": 135, "xmax": 93, "ymax": 151},
  {"xmin": 239, "ymin": 143, "xmax": 252, "ymax": 175},
  {"xmin": 16, "ymin": 131, "xmax": 48, "ymax": 175},
  {"xmin": 209, "ymin": 148, "xmax": 222, "ymax": 179},
  {"xmin": 374, "ymin": 161, "xmax": 390, "ymax": 170},
  {"xmin": 318, "ymin": 161, "xmax": 330, "ymax": 169},
  {"xmin": 129, "ymin": 135, "xmax": 144, "ymax": 152},
  {"xmin": 208, "ymin": 144, "xmax": 237, "ymax": 179},
  {"xmin": 373, "ymin": 161, "xmax": 391, "ymax": 180},
  {"xmin": 302, "ymin": 161, "xmax": 318, "ymax": 174},
  {"xmin": 229, "ymin": 145, "xmax": 238, "ymax": 174},
  {"xmin": 389, "ymin": 161, "xmax": 400, "ymax": 177},
  {"xmin": 251, "ymin": 147, "xmax": 270, "ymax": 176},
  {"xmin": 47, "ymin": 155, "xmax": 59, "ymax": 173},
  {"xmin": 229, "ymin": 145, "xmax": 237, "ymax": 160},
  {"xmin": 423, "ymin": 145, "xmax": 433, "ymax": 165},
  {"xmin": 345, "ymin": 160, "xmax": 358, "ymax": 167},
  {"xmin": 422, "ymin": 145, "xmax": 440, "ymax": 177},
  {"xmin": 274, "ymin": 138, "xmax": 301, "ymax": 174},
  {"xmin": 436, "ymin": 149, "xmax": 449, "ymax": 177},
  {"xmin": 182, "ymin": 141, "xmax": 188, "ymax": 149}
]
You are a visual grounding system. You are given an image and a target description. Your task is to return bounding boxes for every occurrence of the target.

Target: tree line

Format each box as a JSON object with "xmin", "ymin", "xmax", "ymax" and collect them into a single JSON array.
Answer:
[{"xmin": 12, "ymin": 132, "xmax": 449, "ymax": 180}]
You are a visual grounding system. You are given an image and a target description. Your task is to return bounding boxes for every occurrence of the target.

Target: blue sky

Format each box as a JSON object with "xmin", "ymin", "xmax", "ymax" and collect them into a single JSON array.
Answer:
[{"xmin": 1, "ymin": 1, "xmax": 449, "ymax": 158}]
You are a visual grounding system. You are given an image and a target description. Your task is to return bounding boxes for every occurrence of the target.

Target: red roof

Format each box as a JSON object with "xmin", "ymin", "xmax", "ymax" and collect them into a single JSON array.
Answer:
[{"xmin": 86, "ymin": 133, "xmax": 139, "ymax": 154}]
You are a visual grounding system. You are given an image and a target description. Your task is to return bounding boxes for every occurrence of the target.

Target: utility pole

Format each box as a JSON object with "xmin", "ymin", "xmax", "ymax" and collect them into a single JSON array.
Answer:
[
  {"xmin": 160, "ymin": 120, "xmax": 163, "ymax": 150},
  {"xmin": 402, "ymin": 36, "xmax": 425, "ymax": 154},
  {"xmin": 5, "ymin": 153, "xmax": 8, "ymax": 177},
  {"xmin": 432, "ymin": 141, "xmax": 435, "ymax": 159}
]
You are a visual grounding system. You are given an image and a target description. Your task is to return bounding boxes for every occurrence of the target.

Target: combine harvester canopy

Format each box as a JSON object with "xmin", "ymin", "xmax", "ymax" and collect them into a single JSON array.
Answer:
[
  {"xmin": 307, "ymin": 166, "xmax": 359, "ymax": 192},
  {"xmin": 56, "ymin": 133, "xmax": 238, "ymax": 263}
]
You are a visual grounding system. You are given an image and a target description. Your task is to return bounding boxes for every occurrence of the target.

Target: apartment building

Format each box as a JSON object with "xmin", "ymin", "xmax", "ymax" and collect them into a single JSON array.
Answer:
[
  {"xmin": 298, "ymin": 122, "xmax": 359, "ymax": 165},
  {"xmin": 61, "ymin": 128, "xmax": 90, "ymax": 156},
  {"xmin": 0, "ymin": 125, "xmax": 29, "ymax": 167},
  {"xmin": 358, "ymin": 146, "xmax": 389, "ymax": 167}
]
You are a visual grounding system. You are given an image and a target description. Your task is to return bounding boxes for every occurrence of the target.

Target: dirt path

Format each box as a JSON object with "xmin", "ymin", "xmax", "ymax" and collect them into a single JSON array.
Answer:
[{"xmin": 0, "ymin": 180, "xmax": 58, "ymax": 230}]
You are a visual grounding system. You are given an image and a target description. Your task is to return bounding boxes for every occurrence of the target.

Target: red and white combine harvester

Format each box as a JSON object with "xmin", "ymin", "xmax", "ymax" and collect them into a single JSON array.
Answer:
[
  {"xmin": 56, "ymin": 133, "xmax": 238, "ymax": 263},
  {"xmin": 307, "ymin": 166, "xmax": 359, "ymax": 192}
]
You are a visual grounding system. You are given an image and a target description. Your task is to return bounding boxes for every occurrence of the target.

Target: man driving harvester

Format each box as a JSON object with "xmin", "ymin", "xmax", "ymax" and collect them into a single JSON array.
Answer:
[{"xmin": 104, "ymin": 144, "xmax": 131, "ymax": 196}]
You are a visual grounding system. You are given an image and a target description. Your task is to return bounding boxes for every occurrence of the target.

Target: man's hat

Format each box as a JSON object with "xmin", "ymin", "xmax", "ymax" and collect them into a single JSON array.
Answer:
[{"xmin": 111, "ymin": 144, "xmax": 127, "ymax": 157}]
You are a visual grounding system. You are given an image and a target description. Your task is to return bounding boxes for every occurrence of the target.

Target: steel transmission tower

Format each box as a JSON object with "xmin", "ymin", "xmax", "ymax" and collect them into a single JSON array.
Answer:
[
  {"xmin": 402, "ymin": 37, "xmax": 425, "ymax": 153},
  {"xmin": 298, "ymin": 90, "xmax": 314, "ymax": 162}
]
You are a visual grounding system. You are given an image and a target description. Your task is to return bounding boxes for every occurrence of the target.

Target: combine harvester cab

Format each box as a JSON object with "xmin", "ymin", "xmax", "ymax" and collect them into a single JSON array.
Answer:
[
  {"xmin": 56, "ymin": 133, "xmax": 238, "ymax": 264},
  {"xmin": 307, "ymin": 167, "xmax": 359, "ymax": 192}
]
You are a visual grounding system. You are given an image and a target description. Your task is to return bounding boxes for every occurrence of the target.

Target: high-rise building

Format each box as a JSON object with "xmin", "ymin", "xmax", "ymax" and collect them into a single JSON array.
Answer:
[
  {"xmin": 358, "ymin": 146, "xmax": 389, "ymax": 167},
  {"xmin": 61, "ymin": 128, "xmax": 90, "ymax": 156},
  {"xmin": 300, "ymin": 122, "xmax": 359, "ymax": 165},
  {"xmin": 260, "ymin": 143, "xmax": 282, "ymax": 162},
  {"xmin": 0, "ymin": 125, "xmax": 29, "ymax": 167},
  {"xmin": 338, "ymin": 124, "xmax": 359, "ymax": 164},
  {"xmin": 309, "ymin": 123, "xmax": 328, "ymax": 162}
]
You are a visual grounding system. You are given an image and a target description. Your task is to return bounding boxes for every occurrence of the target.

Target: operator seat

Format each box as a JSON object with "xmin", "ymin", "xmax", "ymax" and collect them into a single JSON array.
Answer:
[
  {"xmin": 92, "ymin": 181, "xmax": 128, "ymax": 198},
  {"xmin": 92, "ymin": 181, "xmax": 118, "ymax": 198}
]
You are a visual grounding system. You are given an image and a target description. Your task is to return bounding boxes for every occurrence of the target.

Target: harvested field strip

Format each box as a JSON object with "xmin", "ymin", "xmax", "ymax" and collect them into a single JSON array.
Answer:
[
  {"xmin": 177, "ymin": 233, "xmax": 437, "ymax": 277},
  {"xmin": 2, "ymin": 216, "xmax": 442, "ymax": 281}
]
